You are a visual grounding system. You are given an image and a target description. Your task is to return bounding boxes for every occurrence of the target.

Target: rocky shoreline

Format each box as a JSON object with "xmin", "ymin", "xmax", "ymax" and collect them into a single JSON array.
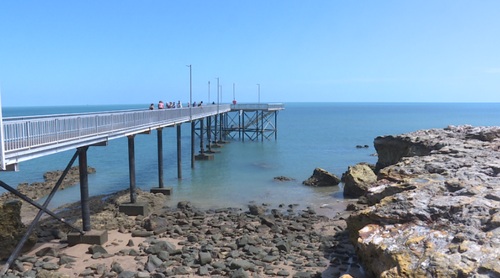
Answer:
[
  {"xmin": 1, "ymin": 188, "xmax": 365, "ymax": 278},
  {"xmin": 345, "ymin": 125, "xmax": 500, "ymax": 277},
  {"xmin": 4, "ymin": 124, "xmax": 499, "ymax": 277}
]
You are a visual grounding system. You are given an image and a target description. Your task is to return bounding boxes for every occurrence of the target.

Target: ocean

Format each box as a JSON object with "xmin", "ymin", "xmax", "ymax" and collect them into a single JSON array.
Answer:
[{"xmin": 1, "ymin": 102, "xmax": 499, "ymax": 211}]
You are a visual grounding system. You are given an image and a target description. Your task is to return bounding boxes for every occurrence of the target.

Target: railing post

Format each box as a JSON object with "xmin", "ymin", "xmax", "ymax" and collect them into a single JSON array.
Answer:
[{"xmin": 0, "ymin": 91, "xmax": 5, "ymax": 170}]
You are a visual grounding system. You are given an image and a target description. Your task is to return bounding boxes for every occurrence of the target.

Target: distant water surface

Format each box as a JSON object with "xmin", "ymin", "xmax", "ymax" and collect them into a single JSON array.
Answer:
[{"xmin": 1, "ymin": 102, "xmax": 499, "ymax": 211}]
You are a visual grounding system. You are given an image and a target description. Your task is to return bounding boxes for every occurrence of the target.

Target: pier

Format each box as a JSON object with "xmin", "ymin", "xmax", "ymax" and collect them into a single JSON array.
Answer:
[{"xmin": 0, "ymin": 103, "xmax": 284, "ymax": 273}]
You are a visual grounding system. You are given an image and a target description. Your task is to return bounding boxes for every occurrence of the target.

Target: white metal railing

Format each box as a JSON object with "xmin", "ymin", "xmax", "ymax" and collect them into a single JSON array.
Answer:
[
  {"xmin": 0, "ymin": 104, "xmax": 231, "ymax": 169},
  {"xmin": 230, "ymin": 103, "xmax": 285, "ymax": 111}
]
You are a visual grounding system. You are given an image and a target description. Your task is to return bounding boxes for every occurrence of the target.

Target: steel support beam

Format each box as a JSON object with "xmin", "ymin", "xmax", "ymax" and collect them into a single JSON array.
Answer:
[
  {"xmin": 191, "ymin": 121, "xmax": 195, "ymax": 168},
  {"xmin": 157, "ymin": 128, "xmax": 164, "ymax": 188},
  {"xmin": 128, "ymin": 135, "xmax": 136, "ymax": 203},
  {"xmin": 199, "ymin": 119, "xmax": 205, "ymax": 154},
  {"xmin": 177, "ymin": 124, "xmax": 182, "ymax": 179},
  {"xmin": 78, "ymin": 146, "xmax": 91, "ymax": 232}
]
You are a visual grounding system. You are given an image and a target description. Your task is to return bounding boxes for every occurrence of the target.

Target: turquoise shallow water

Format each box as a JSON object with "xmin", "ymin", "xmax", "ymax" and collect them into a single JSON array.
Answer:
[{"xmin": 1, "ymin": 102, "xmax": 500, "ymax": 211}]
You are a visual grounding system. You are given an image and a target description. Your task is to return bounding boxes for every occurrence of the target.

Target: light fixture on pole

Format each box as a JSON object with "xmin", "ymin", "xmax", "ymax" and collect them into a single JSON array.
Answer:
[
  {"xmin": 215, "ymin": 77, "xmax": 219, "ymax": 110},
  {"xmin": 208, "ymin": 81, "xmax": 210, "ymax": 104},
  {"xmin": 186, "ymin": 65, "xmax": 192, "ymax": 121},
  {"xmin": 233, "ymin": 83, "xmax": 236, "ymax": 104},
  {"xmin": 257, "ymin": 83, "xmax": 260, "ymax": 104}
]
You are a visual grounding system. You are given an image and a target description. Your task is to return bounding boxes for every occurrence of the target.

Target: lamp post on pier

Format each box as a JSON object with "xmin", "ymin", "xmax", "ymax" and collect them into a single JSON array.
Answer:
[
  {"xmin": 186, "ymin": 65, "xmax": 192, "ymax": 120},
  {"xmin": 257, "ymin": 83, "xmax": 260, "ymax": 104},
  {"xmin": 187, "ymin": 65, "xmax": 194, "ymax": 168},
  {"xmin": 233, "ymin": 83, "xmax": 236, "ymax": 104}
]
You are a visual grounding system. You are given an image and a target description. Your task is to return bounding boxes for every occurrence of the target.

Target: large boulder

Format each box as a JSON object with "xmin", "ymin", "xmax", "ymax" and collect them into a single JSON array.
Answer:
[
  {"xmin": 342, "ymin": 163, "xmax": 377, "ymax": 198},
  {"xmin": 0, "ymin": 201, "xmax": 38, "ymax": 259},
  {"xmin": 302, "ymin": 167, "xmax": 340, "ymax": 187},
  {"xmin": 347, "ymin": 125, "xmax": 500, "ymax": 277}
]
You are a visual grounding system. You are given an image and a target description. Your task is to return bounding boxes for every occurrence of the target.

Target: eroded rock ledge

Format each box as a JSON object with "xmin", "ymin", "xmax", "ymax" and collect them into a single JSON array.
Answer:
[{"xmin": 347, "ymin": 125, "xmax": 500, "ymax": 278}]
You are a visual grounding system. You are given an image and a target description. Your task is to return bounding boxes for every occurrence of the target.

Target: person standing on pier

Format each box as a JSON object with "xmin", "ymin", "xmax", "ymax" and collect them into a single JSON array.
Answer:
[
  {"xmin": 149, "ymin": 103, "xmax": 154, "ymax": 110},
  {"xmin": 158, "ymin": 101, "xmax": 164, "ymax": 109},
  {"xmin": 177, "ymin": 101, "xmax": 182, "ymax": 108}
]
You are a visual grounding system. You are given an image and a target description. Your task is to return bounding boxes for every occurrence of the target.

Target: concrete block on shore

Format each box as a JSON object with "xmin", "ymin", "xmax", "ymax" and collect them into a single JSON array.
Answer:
[
  {"xmin": 67, "ymin": 230, "xmax": 108, "ymax": 246},
  {"xmin": 150, "ymin": 187, "xmax": 173, "ymax": 196},
  {"xmin": 195, "ymin": 153, "xmax": 214, "ymax": 160},
  {"xmin": 205, "ymin": 148, "xmax": 221, "ymax": 153},
  {"xmin": 210, "ymin": 143, "xmax": 224, "ymax": 148},
  {"xmin": 119, "ymin": 202, "xmax": 149, "ymax": 216}
]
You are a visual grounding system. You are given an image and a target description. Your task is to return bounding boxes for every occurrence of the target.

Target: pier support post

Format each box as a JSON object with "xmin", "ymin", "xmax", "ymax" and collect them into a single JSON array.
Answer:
[
  {"xmin": 150, "ymin": 128, "xmax": 172, "ymax": 196},
  {"xmin": 78, "ymin": 146, "xmax": 91, "ymax": 231},
  {"xmin": 128, "ymin": 135, "xmax": 136, "ymax": 203},
  {"xmin": 120, "ymin": 134, "xmax": 148, "ymax": 216},
  {"xmin": 177, "ymin": 124, "xmax": 182, "ymax": 178},
  {"xmin": 157, "ymin": 128, "xmax": 164, "ymax": 188},
  {"xmin": 191, "ymin": 121, "xmax": 195, "ymax": 168},
  {"xmin": 196, "ymin": 118, "xmax": 214, "ymax": 160},
  {"xmin": 275, "ymin": 111, "xmax": 278, "ymax": 140},
  {"xmin": 261, "ymin": 111, "xmax": 264, "ymax": 142},
  {"xmin": 206, "ymin": 116, "xmax": 220, "ymax": 153},
  {"xmin": 217, "ymin": 113, "xmax": 230, "ymax": 144},
  {"xmin": 242, "ymin": 111, "xmax": 245, "ymax": 142}
]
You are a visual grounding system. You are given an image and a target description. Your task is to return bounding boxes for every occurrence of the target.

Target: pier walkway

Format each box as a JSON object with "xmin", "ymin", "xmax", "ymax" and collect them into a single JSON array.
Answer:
[{"xmin": 0, "ymin": 103, "xmax": 284, "ymax": 170}]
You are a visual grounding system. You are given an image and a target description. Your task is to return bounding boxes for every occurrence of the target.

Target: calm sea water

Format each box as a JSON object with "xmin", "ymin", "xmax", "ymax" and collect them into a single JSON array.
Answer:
[{"xmin": 1, "ymin": 102, "xmax": 499, "ymax": 211}]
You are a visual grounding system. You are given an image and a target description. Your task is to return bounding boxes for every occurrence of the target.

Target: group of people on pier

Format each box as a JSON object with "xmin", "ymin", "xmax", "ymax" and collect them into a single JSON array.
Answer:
[{"xmin": 149, "ymin": 101, "xmax": 205, "ymax": 110}]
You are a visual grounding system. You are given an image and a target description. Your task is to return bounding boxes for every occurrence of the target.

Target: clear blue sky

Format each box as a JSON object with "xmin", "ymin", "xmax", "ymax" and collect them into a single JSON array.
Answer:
[{"xmin": 1, "ymin": 1, "xmax": 499, "ymax": 106}]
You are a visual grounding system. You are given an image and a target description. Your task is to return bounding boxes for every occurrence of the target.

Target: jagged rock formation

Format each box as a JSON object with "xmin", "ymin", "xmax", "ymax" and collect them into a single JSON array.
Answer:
[
  {"xmin": 0, "ymin": 166, "xmax": 96, "ymax": 203},
  {"xmin": 347, "ymin": 125, "xmax": 500, "ymax": 278},
  {"xmin": 302, "ymin": 167, "xmax": 341, "ymax": 187},
  {"xmin": 0, "ymin": 201, "xmax": 38, "ymax": 259},
  {"xmin": 343, "ymin": 163, "xmax": 377, "ymax": 198}
]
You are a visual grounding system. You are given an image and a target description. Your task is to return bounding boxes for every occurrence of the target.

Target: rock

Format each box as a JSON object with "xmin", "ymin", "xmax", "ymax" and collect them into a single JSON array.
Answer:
[
  {"xmin": 198, "ymin": 265, "xmax": 210, "ymax": 276},
  {"xmin": 0, "ymin": 166, "xmax": 96, "ymax": 206},
  {"xmin": 111, "ymin": 262, "xmax": 124, "ymax": 274},
  {"xmin": 0, "ymin": 201, "xmax": 38, "ymax": 259},
  {"xmin": 51, "ymin": 229, "xmax": 66, "ymax": 239},
  {"xmin": 157, "ymin": 250, "xmax": 169, "ymax": 261},
  {"xmin": 199, "ymin": 251, "xmax": 212, "ymax": 265},
  {"xmin": 131, "ymin": 230, "xmax": 154, "ymax": 237},
  {"xmin": 35, "ymin": 247, "xmax": 58, "ymax": 257},
  {"xmin": 146, "ymin": 254, "xmax": 163, "ymax": 272},
  {"xmin": 35, "ymin": 269, "xmax": 70, "ymax": 278},
  {"xmin": 117, "ymin": 270, "xmax": 136, "ymax": 278},
  {"xmin": 173, "ymin": 266, "xmax": 190, "ymax": 275},
  {"xmin": 177, "ymin": 201, "xmax": 193, "ymax": 210},
  {"xmin": 248, "ymin": 204, "xmax": 265, "ymax": 215},
  {"xmin": 277, "ymin": 270, "xmax": 290, "ymax": 276},
  {"xmin": 229, "ymin": 260, "xmax": 254, "ymax": 270},
  {"xmin": 58, "ymin": 255, "xmax": 76, "ymax": 265},
  {"xmin": 145, "ymin": 240, "xmax": 176, "ymax": 254},
  {"xmin": 274, "ymin": 176, "xmax": 296, "ymax": 182},
  {"xmin": 143, "ymin": 217, "xmax": 168, "ymax": 232},
  {"xmin": 42, "ymin": 262, "xmax": 60, "ymax": 270},
  {"xmin": 342, "ymin": 163, "xmax": 377, "ymax": 198},
  {"xmin": 347, "ymin": 125, "xmax": 500, "ymax": 278},
  {"xmin": 88, "ymin": 244, "xmax": 108, "ymax": 255},
  {"xmin": 230, "ymin": 268, "xmax": 250, "ymax": 278},
  {"xmin": 302, "ymin": 168, "xmax": 341, "ymax": 187}
]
